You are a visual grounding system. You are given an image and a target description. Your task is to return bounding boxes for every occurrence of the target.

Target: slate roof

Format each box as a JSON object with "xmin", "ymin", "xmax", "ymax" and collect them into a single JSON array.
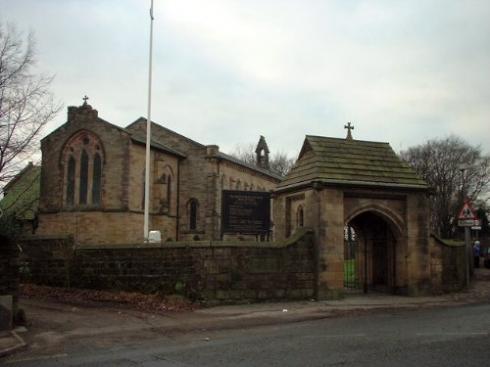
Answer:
[
  {"xmin": 126, "ymin": 118, "xmax": 206, "ymax": 149},
  {"xmin": 0, "ymin": 163, "xmax": 41, "ymax": 220},
  {"xmin": 127, "ymin": 117, "xmax": 282, "ymax": 181},
  {"xmin": 129, "ymin": 133, "xmax": 187, "ymax": 158},
  {"xmin": 216, "ymin": 151, "xmax": 283, "ymax": 181},
  {"xmin": 277, "ymin": 135, "xmax": 428, "ymax": 191}
]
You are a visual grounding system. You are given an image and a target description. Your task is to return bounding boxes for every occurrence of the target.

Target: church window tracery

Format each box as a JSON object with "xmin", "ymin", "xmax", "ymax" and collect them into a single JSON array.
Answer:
[{"xmin": 61, "ymin": 130, "xmax": 104, "ymax": 208}]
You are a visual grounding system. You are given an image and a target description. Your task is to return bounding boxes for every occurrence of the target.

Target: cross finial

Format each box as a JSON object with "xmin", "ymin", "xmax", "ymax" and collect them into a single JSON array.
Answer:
[
  {"xmin": 82, "ymin": 95, "xmax": 89, "ymax": 106},
  {"xmin": 344, "ymin": 122, "xmax": 354, "ymax": 140}
]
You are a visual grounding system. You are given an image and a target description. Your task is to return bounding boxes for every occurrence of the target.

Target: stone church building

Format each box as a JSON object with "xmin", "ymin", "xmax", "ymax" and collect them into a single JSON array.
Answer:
[
  {"xmin": 12, "ymin": 99, "xmax": 453, "ymax": 298},
  {"xmin": 36, "ymin": 100, "xmax": 281, "ymax": 245}
]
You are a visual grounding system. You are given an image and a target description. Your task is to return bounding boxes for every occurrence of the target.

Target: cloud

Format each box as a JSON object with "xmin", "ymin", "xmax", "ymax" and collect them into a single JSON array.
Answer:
[{"xmin": 1, "ymin": 0, "xmax": 489, "ymax": 157}]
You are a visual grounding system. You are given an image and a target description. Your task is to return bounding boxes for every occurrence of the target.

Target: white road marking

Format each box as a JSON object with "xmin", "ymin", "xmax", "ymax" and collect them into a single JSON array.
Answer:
[
  {"xmin": 416, "ymin": 332, "xmax": 488, "ymax": 336},
  {"xmin": 5, "ymin": 353, "xmax": 68, "ymax": 364},
  {"xmin": 304, "ymin": 333, "xmax": 367, "ymax": 338}
]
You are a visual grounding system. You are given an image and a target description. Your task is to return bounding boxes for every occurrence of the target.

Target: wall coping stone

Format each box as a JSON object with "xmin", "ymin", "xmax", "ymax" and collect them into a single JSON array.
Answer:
[
  {"xmin": 75, "ymin": 228, "xmax": 314, "ymax": 250},
  {"xmin": 431, "ymin": 234, "xmax": 465, "ymax": 248},
  {"xmin": 20, "ymin": 235, "xmax": 72, "ymax": 241}
]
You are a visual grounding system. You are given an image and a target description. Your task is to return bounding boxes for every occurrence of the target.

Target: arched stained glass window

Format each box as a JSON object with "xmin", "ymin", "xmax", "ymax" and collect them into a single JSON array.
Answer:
[
  {"xmin": 92, "ymin": 153, "xmax": 102, "ymax": 205},
  {"xmin": 79, "ymin": 150, "xmax": 89, "ymax": 204},
  {"xmin": 66, "ymin": 156, "xmax": 76, "ymax": 205}
]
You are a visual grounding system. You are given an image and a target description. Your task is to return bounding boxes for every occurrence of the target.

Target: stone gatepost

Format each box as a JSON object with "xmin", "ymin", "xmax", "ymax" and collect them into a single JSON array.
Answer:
[
  {"xmin": 315, "ymin": 188, "xmax": 345, "ymax": 299},
  {"xmin": 405, "ymin": 192, "xmax": 431, "ymax": 295}
]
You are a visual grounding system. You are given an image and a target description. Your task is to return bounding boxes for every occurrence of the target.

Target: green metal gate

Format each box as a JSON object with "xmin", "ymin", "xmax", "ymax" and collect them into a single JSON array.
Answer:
[{"xmin": 344, "ymin": 226, "xmax": 360, "ymax": 289}]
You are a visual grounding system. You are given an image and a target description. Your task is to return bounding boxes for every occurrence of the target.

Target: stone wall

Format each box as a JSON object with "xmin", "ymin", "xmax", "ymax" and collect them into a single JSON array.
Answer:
[
  {"xmin": 19, "ymin": 229, "xmax": 315, "ymax": 303},
  {"xmin": 0, "ymin": 235, "xmax": 19, "ymax": 330},
  {"xmin": 19, "ymin": 236, "xmax": 74, "ymax": 287},
  {"xmin": 37, "ymin": 212, "xmax": 177, "ymax": 246},
  {"xmin": 430, "ymin": 235, "xmax": 467, "ymax": 293}
]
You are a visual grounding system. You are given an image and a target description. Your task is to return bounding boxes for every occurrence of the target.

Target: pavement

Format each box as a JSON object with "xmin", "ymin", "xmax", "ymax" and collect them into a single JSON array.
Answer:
[
  {"xmin": 0, "ymin": 331, "xmax": 26, "ymax": 358},
  {"xmin": 1, "ymin": 267, "xmax": 490, "ymax": 362}
]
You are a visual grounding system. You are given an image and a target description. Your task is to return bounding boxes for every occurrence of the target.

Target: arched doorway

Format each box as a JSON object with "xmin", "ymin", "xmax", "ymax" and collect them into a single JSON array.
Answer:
[{"xmin": 344, "ymin": 210, "xmax": 400, "ymax": 293}]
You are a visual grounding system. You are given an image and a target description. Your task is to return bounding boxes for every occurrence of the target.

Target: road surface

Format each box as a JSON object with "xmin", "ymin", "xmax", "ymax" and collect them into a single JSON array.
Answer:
[{"xmin": 4, "ymin": 303, "xmax": 490, "ymax": 366}]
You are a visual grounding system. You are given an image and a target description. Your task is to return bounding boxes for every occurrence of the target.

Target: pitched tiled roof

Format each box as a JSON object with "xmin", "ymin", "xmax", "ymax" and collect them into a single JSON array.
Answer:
[{"xmin": 277, "ymin": 135, "xmax": 428, "ymax": 190}]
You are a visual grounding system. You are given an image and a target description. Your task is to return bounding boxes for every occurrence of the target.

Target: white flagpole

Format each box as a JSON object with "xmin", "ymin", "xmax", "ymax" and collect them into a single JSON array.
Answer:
[{"xmin": 144, "ymin": 0, "xmax": 154, "ymax": 242}]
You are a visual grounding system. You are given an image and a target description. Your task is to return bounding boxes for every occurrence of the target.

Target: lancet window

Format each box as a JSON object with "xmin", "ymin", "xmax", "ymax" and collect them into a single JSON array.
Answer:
[{"xmin": 61, "ymin": 130, "xmax": 104, "ymax": 207}]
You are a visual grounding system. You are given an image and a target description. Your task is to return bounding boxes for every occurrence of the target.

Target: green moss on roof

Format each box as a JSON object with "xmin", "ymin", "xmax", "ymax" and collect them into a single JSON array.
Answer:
[
  {"xmin": 278, "ymin": 136, "xmax": 428, "ymax": 190},
  {"xmin": 0, "ymin": 164, "xmax": 40, "ymax": 220}
]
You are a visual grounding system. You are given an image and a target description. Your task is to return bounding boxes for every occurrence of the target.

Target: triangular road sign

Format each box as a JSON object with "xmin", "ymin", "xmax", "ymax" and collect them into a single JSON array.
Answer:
[{"xmin": 458, "ymin": 201, "xmax": 476, "ymax": 220}]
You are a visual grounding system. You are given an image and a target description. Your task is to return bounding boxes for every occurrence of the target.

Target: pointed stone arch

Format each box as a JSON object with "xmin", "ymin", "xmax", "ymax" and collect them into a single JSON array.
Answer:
[
  {"xmin": 59, "ymin": 129, "xmax": 106, "ymax": 167},
  {"xmin": 345, "ymin": 203, "xmax": 405, "ymax": 237}
]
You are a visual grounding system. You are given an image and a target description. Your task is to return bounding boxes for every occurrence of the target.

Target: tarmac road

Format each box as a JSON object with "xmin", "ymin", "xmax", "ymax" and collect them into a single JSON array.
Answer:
[{"xmin": 4, "ymin": 303, "xmax": 490, "ymax": 367}]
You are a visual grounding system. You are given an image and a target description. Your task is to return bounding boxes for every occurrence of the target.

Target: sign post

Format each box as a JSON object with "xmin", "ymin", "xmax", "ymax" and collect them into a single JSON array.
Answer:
[{"xmin": 457, "ymin": 199, "xmax": 478, "ymax": 288}]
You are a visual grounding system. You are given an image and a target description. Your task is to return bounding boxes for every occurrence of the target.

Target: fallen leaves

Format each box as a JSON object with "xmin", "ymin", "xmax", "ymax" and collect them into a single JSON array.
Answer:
[{"xmin": 20, "ymin": 284, "xmax": 198, "ymax": 313}]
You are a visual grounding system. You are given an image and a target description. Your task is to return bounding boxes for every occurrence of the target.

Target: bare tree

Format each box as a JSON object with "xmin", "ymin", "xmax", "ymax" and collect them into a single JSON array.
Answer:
[
  {"xmin": 0, "ymin": 23, "xmax": 61, "ymax": 188},
  {"xmin": 401, "ymin": 136, "xmax": 490, "ymax": 238},
  {"xmin": 230, "ymin": 143, "xmax": 296, "ymax": 177},
  {"xmin": 475, "ymin": 201, "xmax": 490, "ymax": 236},
  {"xmin": 231, "ymin": 143, "xmax": 255, "ymax": 166},
  {"xmin": 268, "ymin": 152, "xmax": 295, "ymax": 177}
]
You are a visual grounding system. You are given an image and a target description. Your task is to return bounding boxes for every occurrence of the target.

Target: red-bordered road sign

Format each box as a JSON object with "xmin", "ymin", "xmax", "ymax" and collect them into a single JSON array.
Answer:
[
  {"xmin": 458, "ymin": 201, "xmax": 476, "ymax": 220},
  {"xmin": 458, "ymin": 200, "xmax": 478, "ymax": 227}
]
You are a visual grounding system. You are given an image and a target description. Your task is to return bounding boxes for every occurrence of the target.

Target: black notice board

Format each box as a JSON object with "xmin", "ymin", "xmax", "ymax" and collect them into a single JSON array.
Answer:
[{"xmin": 221, "ymin": 190, "xmax": 271, "ymax": 234}]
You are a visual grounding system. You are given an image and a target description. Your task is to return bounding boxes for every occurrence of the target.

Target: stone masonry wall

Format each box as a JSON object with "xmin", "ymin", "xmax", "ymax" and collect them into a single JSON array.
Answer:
[
  {"xmin": 0, "ymin": 235, "xmax": 19, "ymax": 330},
  {"xmin": 126, "ymin": 121, "xmax": 212, "ymax": 240},
  {"xmin": 39, "ymin": 104, "xmax": 130, "ymax": 213},
  {"xmin": 0, "ymin": 237, "xmax": 19, "ymax": 296},
  {"xmin": 430, "ymin": 235, "xmax": 466, "ymax": 293},
  {"xmin": 19, "ymin": 236, "xmax": 74, "ymax": 287},
  {"xmin": 125, "ymin": 120, "xmax": 280, "ymax": 241},
  {"xmin": 36, "ymin": 212, "xmax": 176, "ymax": 246},
  {"xmin": 19, "ymin": 229, "xmax": 315, "ymax": 303}
]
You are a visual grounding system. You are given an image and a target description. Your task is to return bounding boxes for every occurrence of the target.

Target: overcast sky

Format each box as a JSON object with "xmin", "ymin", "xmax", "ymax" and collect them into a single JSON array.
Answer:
[{"xmin": 2, "ymin": 0, "xmax": 489, "ymax": 158}]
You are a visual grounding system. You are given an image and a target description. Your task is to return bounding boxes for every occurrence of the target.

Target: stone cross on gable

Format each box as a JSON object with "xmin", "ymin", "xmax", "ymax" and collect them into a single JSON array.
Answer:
[{"xmin": 344, "ymin": 122, "xmax": 354, "ymax": 140}]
